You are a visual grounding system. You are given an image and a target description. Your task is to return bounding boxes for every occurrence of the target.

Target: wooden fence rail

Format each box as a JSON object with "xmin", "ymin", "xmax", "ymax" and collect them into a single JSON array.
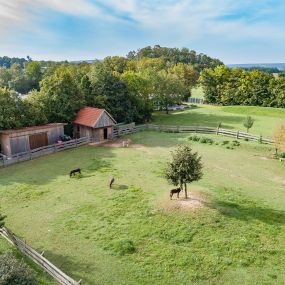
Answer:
[
  {"xmin": 0, "ymin": 227, "xmax": 81, "ymax": 285},
  {"xmin": 112, "ymin": 123, "xmax": 273, "ymax": 144}
]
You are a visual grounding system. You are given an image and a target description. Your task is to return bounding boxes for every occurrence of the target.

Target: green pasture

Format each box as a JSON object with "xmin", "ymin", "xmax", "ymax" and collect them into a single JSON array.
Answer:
[
  {"xmin": 153, "ymin": 104, "xmax": 285, "ymax": 137},
  {"xmin": 0, "ymin": 131, "xmax": 285, "ymax": 284}
]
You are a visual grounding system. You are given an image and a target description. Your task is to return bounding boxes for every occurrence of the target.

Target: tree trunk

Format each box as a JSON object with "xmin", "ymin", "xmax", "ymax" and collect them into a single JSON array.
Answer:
[{"xmin": 184, "ymin": 183, "xmax": 188, "ymax": 199}]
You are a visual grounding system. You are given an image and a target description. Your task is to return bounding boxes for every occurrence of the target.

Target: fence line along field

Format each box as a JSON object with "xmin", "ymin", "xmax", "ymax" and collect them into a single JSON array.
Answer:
[
  {"xmin": 0, "ymin": 130, "xmax": 284, "ymax": 285},
  {"xmin": 153, "ymin": 104, "xmax": 285, "ymax": 137}
]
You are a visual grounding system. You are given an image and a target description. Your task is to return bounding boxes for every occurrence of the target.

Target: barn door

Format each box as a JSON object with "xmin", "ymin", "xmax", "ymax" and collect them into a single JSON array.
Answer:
[{"xmin": 29, "ymin": 133, "xmax": 48, "ymax": 150}]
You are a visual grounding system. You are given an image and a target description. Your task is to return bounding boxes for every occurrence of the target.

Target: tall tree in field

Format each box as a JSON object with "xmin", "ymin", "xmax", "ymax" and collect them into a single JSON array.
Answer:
[
  {"xmin": 243, "ymin": 116, "xmax": 254, "ymax": 132},
  {"xmin": 273, "ymin": 125, "xmax": 285, "ymax": 154},
  {"xmin": 165, "ymin": 145, "xmax": 203, "ymax": 199}
]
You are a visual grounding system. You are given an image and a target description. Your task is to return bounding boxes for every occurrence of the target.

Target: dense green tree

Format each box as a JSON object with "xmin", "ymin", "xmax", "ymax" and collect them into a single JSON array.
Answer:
[
  {"xmin": 165, "ymin": 145, "xmax": 203, "ymax": 198},
  {"xmin": 0, "ymin": 88, "xmax": 23, "ymax": 129},
  {"xmin": 37, "ymin": 66, "xmax": 85, "ymax": 123},
  {"xmin": 89, "ymin": 63, "xmax": 134, "ymax": 123},
  {"xmin": 153, "ymin": 70, "xmax": 187, "ymax": 113},
  {"xmin": 26, "ymin": 61, "xmax": 42, "ymax": 90},
  {"xmin": 121, "ymin": 70, "xmax": 154, "ymax": 122},
  {"xmin": 127, "ymin": 45, "xmax": 223, "ymax": 70}
]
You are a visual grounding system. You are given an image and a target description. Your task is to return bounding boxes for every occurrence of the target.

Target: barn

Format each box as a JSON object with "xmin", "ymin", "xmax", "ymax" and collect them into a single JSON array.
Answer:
[
  {"xmin": 0, "ymin": 123, "xmax": 66, "ymax": 156},
  {"xmin": 73, "ymin": 107, "xmax": 117, "ymax": 142}
]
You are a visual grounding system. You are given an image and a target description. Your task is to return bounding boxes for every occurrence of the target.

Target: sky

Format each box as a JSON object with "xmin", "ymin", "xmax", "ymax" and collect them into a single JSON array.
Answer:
[{"xmin": 0, "ymin": 0, "xmax": 284, "ymax": 64}]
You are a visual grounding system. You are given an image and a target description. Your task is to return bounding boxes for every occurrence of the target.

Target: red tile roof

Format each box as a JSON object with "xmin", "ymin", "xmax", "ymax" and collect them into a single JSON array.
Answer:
[
  {"xmin": 73, "ymin": 107, "xmax": 105, "ymax": 127},
  {"xmin": 0, "ymin": 123, "xmax": 66, "ymax": 135}
]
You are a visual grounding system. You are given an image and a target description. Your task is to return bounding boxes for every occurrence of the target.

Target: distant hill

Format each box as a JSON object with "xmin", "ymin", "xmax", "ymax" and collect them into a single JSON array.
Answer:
[{"xmin": 227, "ymin": 63, "xmax": 285, "ymax": 70}]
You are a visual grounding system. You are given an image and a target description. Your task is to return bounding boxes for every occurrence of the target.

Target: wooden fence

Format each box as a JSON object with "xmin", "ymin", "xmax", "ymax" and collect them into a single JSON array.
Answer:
[
  {"xmin": 145, "ymin": 124, "xmax": 273, "ymax": 144},
  {"xmin": 0, "ymin": 227, "xmax": 81, "ymax": 285},
  {"xmin": 0, "ymin": 137, "xmax": 90, "ymax": 168},
  {"xmin": 113, "ymin": 123, "xmax": 273, "ymax": 144}
]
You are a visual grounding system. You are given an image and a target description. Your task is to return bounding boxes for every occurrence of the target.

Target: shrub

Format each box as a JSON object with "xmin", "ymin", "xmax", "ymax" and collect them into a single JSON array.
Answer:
[
  {"xmin": 221, "ymin": 140, "xmax": 229, "ymax": 145},
  {"xmin": 193, "ymin": 136, "xmax": 200, "ymax": 142},
  {"xmin": 231, "ymin": 140, "xmax": 240, "ymax": 147},
  {"xmin": 279, "ymin": 152, "xmax": 285, "ymax": 158},
  {"xmin": 0, "ymin": 252, "xmax": 38, "ymax": 285},
  {"xmin": 244, "ymin": 138, "xmax": 249, "ymax": 141},
  {"xmin": 111, "ymin": 239, "xmax": 136, "ymax": 256}
]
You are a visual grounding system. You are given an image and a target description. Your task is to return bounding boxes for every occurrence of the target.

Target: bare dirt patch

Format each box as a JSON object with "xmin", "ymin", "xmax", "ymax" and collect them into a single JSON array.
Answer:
[
  {"xmin": 92, "ymin": 138, "xmax": 132, "ymax": 148},
  {"xmin": 162, "ymin": 191, "xmax": 207, "ymax": 212}
]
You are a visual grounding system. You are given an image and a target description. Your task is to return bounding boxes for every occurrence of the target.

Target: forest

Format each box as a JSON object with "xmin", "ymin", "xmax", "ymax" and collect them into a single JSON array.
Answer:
[{"xmin": 1, "ymin": 45, "xmax": 285, "ymax": 131}]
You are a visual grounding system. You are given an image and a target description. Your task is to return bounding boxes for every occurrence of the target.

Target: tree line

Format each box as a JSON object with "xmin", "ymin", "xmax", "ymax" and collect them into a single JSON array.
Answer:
[
  {"xmin": 200, "ymin": 66, "xmax": 285, "ymax": 107},
  {"xmin": 0, "ymin": 46, "xmax": 222, "ymax": 131}
]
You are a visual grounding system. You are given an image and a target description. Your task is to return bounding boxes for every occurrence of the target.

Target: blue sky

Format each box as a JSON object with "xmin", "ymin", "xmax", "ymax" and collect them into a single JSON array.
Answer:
[{"xmin": 0, "ymin": 0, "xmax": 284, "ymax": 63}]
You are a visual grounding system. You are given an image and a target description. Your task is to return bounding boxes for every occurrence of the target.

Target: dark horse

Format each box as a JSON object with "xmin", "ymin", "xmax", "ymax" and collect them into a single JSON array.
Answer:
[
  {"xmin": 170, "ymin": 187, "xmax": 182, "ymax": 199},
  {"xmin": 69, "ymin": 168, "xmax": 81, "ymax": 177}
]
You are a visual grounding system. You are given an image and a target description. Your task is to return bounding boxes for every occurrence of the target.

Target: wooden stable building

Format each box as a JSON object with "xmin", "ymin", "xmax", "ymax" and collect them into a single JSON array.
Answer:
[
  {"xmin": 0, "ymin": 123, "xmax": 65, "ymax": 156},
  {"xmin": 73, "ymin": 107, "xmax": 117, "ymax": 142}
]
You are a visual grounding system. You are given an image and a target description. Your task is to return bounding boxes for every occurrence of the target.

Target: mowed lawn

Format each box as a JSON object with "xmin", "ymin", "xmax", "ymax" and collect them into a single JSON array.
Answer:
[
  {"xmin": 153, "ymin": 104, "xmax": 285, "ymax": 137},
  {"xmin": 0, "ymin": 131, "xmax": 285, "ymax": 284}
]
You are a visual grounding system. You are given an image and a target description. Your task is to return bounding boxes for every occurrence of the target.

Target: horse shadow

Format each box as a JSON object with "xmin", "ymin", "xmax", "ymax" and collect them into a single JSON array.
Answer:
[{"xmin": 111, "ymin": 184, "xmax": 128, "ymax": 190}]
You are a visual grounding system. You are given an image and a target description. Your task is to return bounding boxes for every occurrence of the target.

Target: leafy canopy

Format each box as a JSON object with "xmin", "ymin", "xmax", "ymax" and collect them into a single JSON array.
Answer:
[{"xmin": 165, "ymin": 145, "xmax": 203, "ymax": 198}]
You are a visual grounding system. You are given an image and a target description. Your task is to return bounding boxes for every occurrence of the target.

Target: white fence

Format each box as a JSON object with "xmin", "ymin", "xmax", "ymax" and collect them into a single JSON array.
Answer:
[
  {"xmin": 0, "ymin": 137, "xmax": 90, "ymax": 168},
  {"xmin": 188, "ymin": 98, "xmax": 205, "ymax": 104},
  {"xmin": 0, "ymin": 227, "xmax": 81, "ymax": 285}
]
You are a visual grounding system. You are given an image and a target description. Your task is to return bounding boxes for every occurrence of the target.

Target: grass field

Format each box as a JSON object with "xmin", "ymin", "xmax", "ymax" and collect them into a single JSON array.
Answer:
[
  {"xmin": 153, "ymin": 104, "xmax": 285, "ymax": 137},
  {"xmin": 0, "ymin": 131, "xmax": 285, "ymax": 284}
]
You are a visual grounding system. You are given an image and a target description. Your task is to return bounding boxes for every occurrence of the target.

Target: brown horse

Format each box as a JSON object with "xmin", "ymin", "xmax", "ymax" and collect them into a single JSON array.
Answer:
[
  {"xmin": 170, "ymin": 187, "xmax": 182, "ymax": 199},
  {"xmin": 69, "ymin": 168, "xmax": 81, "ymax": 177}
]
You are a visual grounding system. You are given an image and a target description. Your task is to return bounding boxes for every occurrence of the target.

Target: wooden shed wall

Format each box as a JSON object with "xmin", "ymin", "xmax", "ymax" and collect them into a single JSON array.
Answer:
[
  {"xmin": 1, "ymin": 125, "xmax": 64, "ymax": 156},
  {"xmin": 94, "ymin": 112, "xmax": 115, "ymax": 128}
]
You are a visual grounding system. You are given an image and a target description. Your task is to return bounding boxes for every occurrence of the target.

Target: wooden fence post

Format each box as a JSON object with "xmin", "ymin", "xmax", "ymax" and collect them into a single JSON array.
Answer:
[
  {"xmin": 216, "ymin": 127, "xmax": 219, "ymax": 135},
  {"xmin": 236, "ymin": 131, "xmax": 239, "ymax": 139}
]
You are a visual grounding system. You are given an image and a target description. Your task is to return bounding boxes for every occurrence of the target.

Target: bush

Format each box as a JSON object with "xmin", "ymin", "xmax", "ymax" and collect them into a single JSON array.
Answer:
[
  {"xmin": 188, "ymin": 135, "xmax": 200, "ymax": 142},
  {"xmin": 279, "ymin": 152, "xmax": 285, "ymax": 158},
  {"xmin": 221, "ymin": 140, "xmax": 229, "ymax": 145},
  {"xmin": 231, "ymin": 140, "xmax": 240, "ymax": 147},
  {"xmin": 199, "ymin": 137, "xmax": 207, "ymax": 143},
  {"xmin": 0, "ymin": 252, "xmax": 38, "ymax": 285},
  {"xmin": 111, "ymin": 239, "xmax": 136, "ymax": 256}
]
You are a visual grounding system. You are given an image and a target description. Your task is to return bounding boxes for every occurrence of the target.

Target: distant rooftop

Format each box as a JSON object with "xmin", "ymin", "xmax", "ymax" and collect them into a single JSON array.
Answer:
[{"xmin": 0, "ymin": 123, "xmax": 66, "ymax": 135}]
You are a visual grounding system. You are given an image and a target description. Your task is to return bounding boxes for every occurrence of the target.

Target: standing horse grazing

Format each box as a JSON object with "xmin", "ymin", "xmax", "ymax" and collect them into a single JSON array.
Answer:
[
  {"xmin": 109, "ymin": 177, "xmax": 115, "ymax": 188},
  {"xmin": 170, "ymin": 187, "xmax": 182, "ymax": 199},
  {"xmin": 69, "ymin": 168, "xmax": 81, "ymax": 177}
]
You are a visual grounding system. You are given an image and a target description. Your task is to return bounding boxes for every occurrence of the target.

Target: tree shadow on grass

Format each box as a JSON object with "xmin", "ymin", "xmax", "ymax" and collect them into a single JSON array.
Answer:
[
  {"xmin": 0, "ymin": 146, "xmax": 115, "ymax": 186},
  {"xmin": 42, "ymin": 250, "xmax": 93, "ymax": 285},
  {"xmin": 152, "ymin": 111, "xmax": 244, "ymax": 130},
  {"xmin": 208, "ymin": 200, "xmax": 285, "ymax": 225}
]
